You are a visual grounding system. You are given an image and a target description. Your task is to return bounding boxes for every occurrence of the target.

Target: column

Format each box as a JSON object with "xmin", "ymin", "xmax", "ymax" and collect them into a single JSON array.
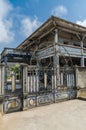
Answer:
[
  {"xmin": 54, "ymin": 29, "xmax": 60, "ymax": 88},
  {"xmin": 44, "ymin": 72, "xmax": 47, "ymax": 88},
  {"xmin": 36, "ymin": 60, "xmax": 39, "ymax": 92},
  {"xmin": 11, "ymin": 72, "xmax": 16, "ymax": 92},
  {"xmin": 35, "ymin": 60, "xmax": 39, "ymax": 106},
  {"xmin": 81, "ymin": 40, "xmax": 84, "ymax": 67},
  {"xmin": 23, "ymin": 65, "xmax": 28, "ymax": 93}
]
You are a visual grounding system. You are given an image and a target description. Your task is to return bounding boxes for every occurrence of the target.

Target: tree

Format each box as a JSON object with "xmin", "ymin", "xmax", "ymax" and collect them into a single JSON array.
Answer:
[{"xmin": 10, "ymin": 64, "xmax": 20, "ymax": 80}]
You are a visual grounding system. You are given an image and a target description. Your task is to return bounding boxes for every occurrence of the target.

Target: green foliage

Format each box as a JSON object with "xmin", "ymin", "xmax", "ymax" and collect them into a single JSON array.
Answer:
[{"xmin": 10, "ymin": 64, "xmax": 20, "ymax": 78}]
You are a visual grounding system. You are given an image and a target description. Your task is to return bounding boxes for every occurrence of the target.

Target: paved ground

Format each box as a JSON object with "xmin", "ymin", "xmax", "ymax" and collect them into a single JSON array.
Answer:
[{"xmin": 0, "ymin": 99, "xmax": 86, "ymax": 130}]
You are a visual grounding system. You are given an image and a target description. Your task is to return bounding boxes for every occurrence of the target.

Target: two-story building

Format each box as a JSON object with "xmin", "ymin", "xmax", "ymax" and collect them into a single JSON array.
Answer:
[{"xmin": 0, "ymin": 16, "xmax": 86, "ymax": 114}]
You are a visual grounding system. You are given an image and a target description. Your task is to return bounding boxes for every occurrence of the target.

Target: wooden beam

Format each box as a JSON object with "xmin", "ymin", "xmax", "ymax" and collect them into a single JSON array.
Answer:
[{"xmin": 36, "ymin": 43, "xmax": 86, "ymax": 59}]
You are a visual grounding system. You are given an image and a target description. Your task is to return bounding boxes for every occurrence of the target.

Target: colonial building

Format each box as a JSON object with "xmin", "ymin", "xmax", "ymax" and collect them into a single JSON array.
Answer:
[{"xmin": 0, "ymin": 16, "xmax": 86, "ymax": 114}]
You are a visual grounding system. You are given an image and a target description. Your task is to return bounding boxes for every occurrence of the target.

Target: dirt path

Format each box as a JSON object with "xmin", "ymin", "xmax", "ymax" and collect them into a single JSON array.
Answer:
[{"xmin": 0, "ymin": 99, "xmax": 86, "ymax": 130}]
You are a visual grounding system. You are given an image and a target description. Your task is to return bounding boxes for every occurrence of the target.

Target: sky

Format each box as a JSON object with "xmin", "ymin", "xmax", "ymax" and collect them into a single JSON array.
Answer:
[{"xmin": 0, "ymin": 0, "xmax": 86, "ymax": 52}]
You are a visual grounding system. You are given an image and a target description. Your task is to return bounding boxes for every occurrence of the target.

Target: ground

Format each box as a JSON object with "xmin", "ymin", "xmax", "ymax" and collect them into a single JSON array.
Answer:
[{"xmin": 0, "ymin": 99, "xmax": 86, "ymax": 130}]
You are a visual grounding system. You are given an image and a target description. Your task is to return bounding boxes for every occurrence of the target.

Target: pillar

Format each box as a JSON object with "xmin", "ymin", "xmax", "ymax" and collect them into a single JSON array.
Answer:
[
  {"xmin": 44, "ymin": 72, "xmax": 47, "ymax": 88},
  {"xmin": 81, "ymin": 40, "xmax": 84, "ymax": 67},
  {"xmin": 54, "ymin": 29, "xmax": 60, "ymax": 88},
  {"xmin": 23, "ymin": 65, "xmax": 28, "ymax": 93},
  {"xmin": 36, "ymin": 60, "xmax": 39, "ymax": 92},
  {"xmin": 11, "ymin": 71, "xmax": 16, "ymax": 92}
]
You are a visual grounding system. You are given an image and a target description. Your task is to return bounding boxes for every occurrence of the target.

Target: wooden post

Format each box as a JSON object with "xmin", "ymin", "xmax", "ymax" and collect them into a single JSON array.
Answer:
[
  {"xmin": 81, "ymin": 40, "xmax": 84, "ymax": 67},
  {"xmin": 36, "ymin": 60, "xmax": 39, "ymax": 93},
  {"xmin": 11, "ymin": 72, "xmax": 16, "ymax": 92},
  {"xmin": 23, "ymin": 65, "xmax": 28, "ymax": 93},
  {"xmin": 28, "ymin": 74, "xmax": 30, "ymax": 93},
  {"xmin": 54, "ymin": 29, "xmax": 60, "ymax": 88},
  {"xmin": 52, "ymin": 74, "xmax": 54, "ymax": 90},
  {"xmin": 44, "ymin": 72, "xmax": 47, "ymax": 88},
  {"xmin": 31, "ymin": 75, "xmax": 32, "ymax": 93},
  {"xmin": 33, "ymin": 73, "xmax": 35, "ymax": 92},
  {"xmin": 35, "ymin": 60, "xmax": 39, "ymax": 106},
  {"xmin": 76, "ymin": 34, "xmax": 85, "ymax": 67}
]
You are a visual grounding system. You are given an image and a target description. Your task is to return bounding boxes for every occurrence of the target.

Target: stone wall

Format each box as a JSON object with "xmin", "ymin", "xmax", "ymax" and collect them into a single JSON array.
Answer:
[
  {"xmin": 76, "ymin": 67, "xmax": 86, "ymax": 89},
  {"xmin": 76, "ymin": 67, "xmax": 86, "ymax": 98}
]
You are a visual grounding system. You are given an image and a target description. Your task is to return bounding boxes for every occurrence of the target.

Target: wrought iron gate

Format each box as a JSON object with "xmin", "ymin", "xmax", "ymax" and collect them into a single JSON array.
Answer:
[
  {"xmin": 2, "ymin": 65, "xmax": 23, "ymax": 113},
  {"xmin": 0, "ymin": 64, "xmax": 77, "ymax": 113},
  {"xmin": 23, "ymin": 65, "xmax": 76, "ymax": 110}
]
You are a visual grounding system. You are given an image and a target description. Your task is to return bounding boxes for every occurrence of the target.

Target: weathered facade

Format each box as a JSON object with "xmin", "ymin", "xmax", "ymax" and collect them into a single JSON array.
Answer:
[{"xmin": 0, "ymin": 16, "xmax": 86, "ymax": 114}]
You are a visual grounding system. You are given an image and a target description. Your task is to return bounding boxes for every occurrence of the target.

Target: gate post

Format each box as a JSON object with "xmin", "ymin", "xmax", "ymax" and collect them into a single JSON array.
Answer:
[
  {"xmin": 44, "ymin": 71, "xmax": 47, "ymax": 88},
  {"xmin": 0, "ymin": 65, "xmax": 4, "ymax": 95},
  {"xmin": 11, "ymin": 72, "xmax": 16, "ymax": 92},
  {"xmin": 23, "ymin": 65, "xmax": 28, "ymax": 93},
  {"xmin": 0, "ymin": 64, "xmax": 5, "ymax": 114},
  {"xmin": 35, "ymin": 60, "xmax": 39, "ymax": 106}
]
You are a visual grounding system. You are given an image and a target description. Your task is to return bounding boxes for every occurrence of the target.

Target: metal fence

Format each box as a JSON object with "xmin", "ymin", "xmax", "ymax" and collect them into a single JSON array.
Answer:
[
  {"xmin": 0, "ymin": 64, "xmax": 77, "ymax": 113},
  {"xmin": 23, "ymin": 66, "xmax": 76, "ymax": 110}
]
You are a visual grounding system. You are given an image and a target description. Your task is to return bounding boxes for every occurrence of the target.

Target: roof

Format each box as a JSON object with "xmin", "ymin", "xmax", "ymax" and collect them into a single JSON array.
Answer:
[{"xmin": 17, "ymin": 15, "xmax": 86, "ymax": 50}]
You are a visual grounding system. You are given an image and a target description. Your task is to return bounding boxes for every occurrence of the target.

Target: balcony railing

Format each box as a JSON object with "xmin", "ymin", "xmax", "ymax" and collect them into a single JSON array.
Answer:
[{"xmin": 1, "ymin": 48, "xmax": 31, "ymax": 58}]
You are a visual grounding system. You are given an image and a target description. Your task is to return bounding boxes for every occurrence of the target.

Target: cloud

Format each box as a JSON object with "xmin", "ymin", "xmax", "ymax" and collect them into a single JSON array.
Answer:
[
  {"xmin": 0, "ymin": 0, "xmax": 14, "ymax": 44},
  {"xmin": 0, "ymin": 0, "xmax": 12, "ymax": 19},
  {"xmin": 51, "ymin": 5, "xmax": 68, "ymax": 17},
  {"xmin": 20, "ymin": 16, "xmax": 41, "ymax": 37},
  {"xmin": 0, "ymin": 19, "xmax": 14, "ymax": 43},
  {"xmin": 0, "ymin": 0, "xmax": 41, "ymax": 47},
  {"xmin": 76, "ymin": 19, "xmax": 86, "ymax": 27}
]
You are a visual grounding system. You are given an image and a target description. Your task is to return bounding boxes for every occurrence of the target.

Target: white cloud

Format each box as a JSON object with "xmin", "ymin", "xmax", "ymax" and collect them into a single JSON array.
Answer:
[
  {"xmin": 76, "ymin": 19, "xmax": 86, "ymax": 27},
  {"xmin": 0, "ymin": 0, "xmax": 12, "ymax": 19},
  {"xmin": 0, "ymin": 0, "xmax": 14, "ymax": 44},
  {"xmin": 51, "ymin": 5, "xmax": 68, "ymax": 17},
  {"xmin": 0, "ymin": 0, "xmax": 42, "ymax": 46},
  {"xmin": 21, "ymin": 16, "xmax": 41, "ymax": 37}
]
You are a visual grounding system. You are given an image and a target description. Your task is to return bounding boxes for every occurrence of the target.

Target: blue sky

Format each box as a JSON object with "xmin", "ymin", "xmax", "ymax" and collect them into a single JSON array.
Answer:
[{"xmin": 0, "ymin": 0, "xmax": 86, "ymax": 52}]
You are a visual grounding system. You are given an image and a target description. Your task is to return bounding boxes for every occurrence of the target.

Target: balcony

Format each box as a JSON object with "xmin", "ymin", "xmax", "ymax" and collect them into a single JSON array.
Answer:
[
  {"xmin": 1, "ymin": 48, "xmax": 31, "ymax": 63},
  {"xmin": 36, "ymin": 42, "xmax": 86, "ymax": 59}
]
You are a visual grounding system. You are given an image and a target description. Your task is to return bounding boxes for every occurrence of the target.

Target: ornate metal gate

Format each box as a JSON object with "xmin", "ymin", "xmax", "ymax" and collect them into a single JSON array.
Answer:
[
  {"xmin": 0, "ymin": 64, "xmax": 77, "ymax": 113},
  {"xmin": 23, "ymin": 65, "xmax": 76, "ymax": 110},
  {"xmin": 2, "ymin": 64, "xmax": 23, "ymax": 113}
]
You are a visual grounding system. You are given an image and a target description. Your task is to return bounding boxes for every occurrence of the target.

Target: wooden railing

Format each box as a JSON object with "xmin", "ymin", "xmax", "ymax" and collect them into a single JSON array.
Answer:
[
  {"xmin": 1, "ymin": 48, "xmax": 30, "ymax": 58},
  {"xmin": 36, "ymin": 42, "xmax": 86, "ymax": 59}
]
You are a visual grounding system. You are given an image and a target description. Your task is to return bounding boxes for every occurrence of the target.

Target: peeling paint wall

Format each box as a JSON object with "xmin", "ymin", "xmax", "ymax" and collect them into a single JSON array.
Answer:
[
  {"xmin": 76, "ymin": 67, "xmax": 86, "ymax": 98},
  {"xmin": 76, "ymin": 67, "xmax": 86, "ymax": 89}
]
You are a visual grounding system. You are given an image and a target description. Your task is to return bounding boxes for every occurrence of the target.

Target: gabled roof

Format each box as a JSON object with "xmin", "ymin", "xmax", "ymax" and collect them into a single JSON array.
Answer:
[{"xmin": 17, "ymin": 15, "xmax": 86, "ymax": 50}]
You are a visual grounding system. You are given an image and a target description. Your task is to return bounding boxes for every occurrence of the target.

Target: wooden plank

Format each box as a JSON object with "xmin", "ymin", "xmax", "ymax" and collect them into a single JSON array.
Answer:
[
  {"xmin": 36, "ymin": 46, "xmax": 54, "ymax": 59},
  {"xmin": 36, "ymin": 44, "xmax": 86, "ymax": 59}
]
